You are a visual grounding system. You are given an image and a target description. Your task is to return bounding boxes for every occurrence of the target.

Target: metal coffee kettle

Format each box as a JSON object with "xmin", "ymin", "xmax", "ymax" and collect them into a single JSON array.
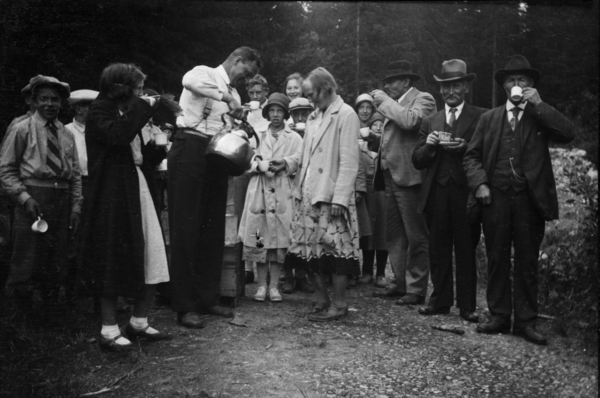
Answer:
[{"xmin": 205, "ymin": 113, "xmax": 259, "ymax": 176}]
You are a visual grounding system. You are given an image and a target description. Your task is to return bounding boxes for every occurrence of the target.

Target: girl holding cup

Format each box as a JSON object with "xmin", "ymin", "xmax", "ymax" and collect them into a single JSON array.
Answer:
[{"xmin": 238, "ymin": 93, "xmax": 303, "ymax": 302}]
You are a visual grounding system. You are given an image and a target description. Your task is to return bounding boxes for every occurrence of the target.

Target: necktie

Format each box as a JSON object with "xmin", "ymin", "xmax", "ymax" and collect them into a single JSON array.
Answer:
[
  {"xmin": 510, "ymin": 107, "xmax": 521, "ymax": 131},
  {"xmin": 46, "ymin": 121, "xmax": 62, "ymax": 175},
  {"xmin": 448, "ymin": 107, "xmax": 457, "ymax": 130}
]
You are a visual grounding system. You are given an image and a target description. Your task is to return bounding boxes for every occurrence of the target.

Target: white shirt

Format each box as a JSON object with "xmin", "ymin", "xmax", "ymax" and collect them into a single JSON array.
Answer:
[
  {"xmin": 177, "ymin": 64, "xmax": 241, "ymax": 136},
  {"xmin": 397, "ymin": 87, "xmax": 414, "ymax": 104},
  {"xmin": 65, "ymin": 119, "xmax": 88, "ymax": 176},
  {"xmin": 506, "ymin": 100, "xmax": 527, "ymax": 123},
  {"xmin": 445, "ymin": 101, "xmax": 465, "ymax": 125},
  {"xmin": 246, "ymin": 99, "xmax": 269, "ymax": 133}
]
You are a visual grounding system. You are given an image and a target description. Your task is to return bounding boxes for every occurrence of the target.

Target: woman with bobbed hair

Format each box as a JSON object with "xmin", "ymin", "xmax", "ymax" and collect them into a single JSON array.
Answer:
[
  {"xmin": 283, "ymin": 73, "xmax": 303, "ymax": 102},
  {"xmin": 78, "ymin": 63, "xmax": 171, "ymax": 352}
]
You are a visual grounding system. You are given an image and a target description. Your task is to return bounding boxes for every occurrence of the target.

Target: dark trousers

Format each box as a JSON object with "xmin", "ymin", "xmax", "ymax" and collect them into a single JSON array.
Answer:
[
  {"xmin": 167, "ymin": 132, "xmax": 229, "ymax": 313},
  {"xmin": 425, "ymin": 179, "xmax": 480, "ymax": 311},
  {"xmin": 482, "ymin": 186, "xmax": 545, "ymax": 328},
  {"xmin": 6, "ymin": 185, "xmax": 70, "ymax": 296}
]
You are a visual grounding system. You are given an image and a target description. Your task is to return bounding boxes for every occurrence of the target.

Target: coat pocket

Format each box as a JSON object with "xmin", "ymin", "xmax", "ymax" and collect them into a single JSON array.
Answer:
[{"xmin": 249, "ymin": 177, "xmax": 266, "ymax": 214}]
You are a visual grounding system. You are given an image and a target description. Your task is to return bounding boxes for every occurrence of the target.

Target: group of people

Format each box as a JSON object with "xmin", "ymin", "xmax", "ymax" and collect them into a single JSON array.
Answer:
[{"xmin": 0, "ymin": 45, "xmax": 574, "ymax": 351}]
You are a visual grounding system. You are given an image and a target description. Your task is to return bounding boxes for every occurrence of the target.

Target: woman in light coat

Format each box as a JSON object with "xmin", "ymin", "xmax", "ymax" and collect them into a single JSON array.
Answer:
[{"xmin": 238, "ymin": 93, "xmax": 303, "ymax": 302}]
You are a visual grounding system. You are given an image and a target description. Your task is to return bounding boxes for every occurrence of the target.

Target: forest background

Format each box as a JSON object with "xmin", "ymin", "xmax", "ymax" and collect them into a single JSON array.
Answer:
[{"xmin": 0, "ymin": 0, "xmax": 598, "ymax": 164}]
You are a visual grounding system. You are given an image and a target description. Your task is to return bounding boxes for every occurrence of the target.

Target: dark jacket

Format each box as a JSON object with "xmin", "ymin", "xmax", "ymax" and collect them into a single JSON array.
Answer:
[
  {"xmin": 412, "ymin": 103, "xmax": 488, "ymax": 214},
  {"xmin": 463, "ymin": 101, "xmax": 574, "ymax": 221},
  {"xmin": 77, "ymin": 93, "xmax": 157, "ymax": 299}
]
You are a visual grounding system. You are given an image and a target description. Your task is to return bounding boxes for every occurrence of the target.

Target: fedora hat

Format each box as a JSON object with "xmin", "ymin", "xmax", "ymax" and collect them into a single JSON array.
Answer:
[
  {"xmin": 433, "ymin": 59, "xmax": 476, "ymax": 83},
  {"xmin": 380, "ymin": 60, "xmax": 421, "ymax": 83},
  {"xmin": 68, "ymin": 89, "xmax": 99, "ymax": 104},
  {"xmin": 29, "ymin": 75, "xmax": 70, "ymax": 99},
  {"xmin": 289, "ymin": 97, "xmax": 313, "ymax": 112},
  {"xmin": 262, "ymin": 92, "xmax": 290, "ymax": 120},
  {"xmin": 494, "ymin": 55, "xmax": 540, "ymax": 85}
]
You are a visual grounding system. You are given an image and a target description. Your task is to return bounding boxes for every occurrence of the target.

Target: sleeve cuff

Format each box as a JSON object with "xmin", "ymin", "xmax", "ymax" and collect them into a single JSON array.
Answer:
[{"xmin": 17, "ymin": 191, "xmax": 31, "ymax": 205}]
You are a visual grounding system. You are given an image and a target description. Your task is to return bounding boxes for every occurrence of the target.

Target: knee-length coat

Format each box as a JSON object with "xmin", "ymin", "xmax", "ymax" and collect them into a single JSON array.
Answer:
[
  {"xmin": 77, "ymin": 93, "xmax": 160, "ymax": 299},
  {"xmin": 238, "ymin": 126, "xmax": 303, "ymax": 250}
]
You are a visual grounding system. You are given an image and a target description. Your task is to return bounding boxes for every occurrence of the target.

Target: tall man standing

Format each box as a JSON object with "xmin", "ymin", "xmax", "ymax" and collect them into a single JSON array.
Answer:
[
  {"xmin": 464, "ymin": 55, "xmax": 574, "ymax": 345},
  {"xmin": 370, "ymin": 61, "xmax": 437, "ymax": 305},
  {"xmin": 412, "ymin": 60, "xmax": 487, "ymax": 322},
  {"xmin": 0, "ymin": 75, "xmax": 82, "ymax": 306},
  {"xmin": 168, "ymin": 47, "xmax": 261, "ymax": 328}
]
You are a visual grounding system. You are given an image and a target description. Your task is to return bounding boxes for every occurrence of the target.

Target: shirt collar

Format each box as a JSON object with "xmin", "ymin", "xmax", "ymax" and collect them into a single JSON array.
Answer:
[
  {"xmin": 216, "ymin": 64, "xmax": 231, "ymax": 85},
  {"xmin": 445, "ymin": 101, "xmax": 465, "ymax": 115},
  {"xmin": 398, "ymin": 87, "xmax": 414, "ymax": 103},
  {"xmin": 73, "ymin": 118, "xmax": 85, "ymax": 129},
  {"xmin": 506, "ymin": 100, "xmax": 527, "ymax": 112}
]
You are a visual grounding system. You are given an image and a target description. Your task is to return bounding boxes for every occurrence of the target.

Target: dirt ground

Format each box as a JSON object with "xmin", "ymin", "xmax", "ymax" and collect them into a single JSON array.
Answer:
[{"xmin": 4, "ymin": 273, "xmax": 594, "ymax": 398}]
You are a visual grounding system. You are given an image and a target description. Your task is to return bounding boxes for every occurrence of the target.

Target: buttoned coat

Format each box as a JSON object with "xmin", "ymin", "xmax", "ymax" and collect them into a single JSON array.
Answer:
[
  {"xmin": 369, "ymin": 88, "xmax": 437, "ymax": 189},
  {"xmin": 284, "ymin": 96, "xmax": 359, "ymax": 210},
  {"xmin": 412, "ymin": 103, "xmax": 488, "ymax": 214},
  {"xmin": 238, "ymin": 126, "xmax": 303, "ymax": 249},
  {"xmin": 463, "ymin": 102, "xmax": 575, "ymax": 221}
]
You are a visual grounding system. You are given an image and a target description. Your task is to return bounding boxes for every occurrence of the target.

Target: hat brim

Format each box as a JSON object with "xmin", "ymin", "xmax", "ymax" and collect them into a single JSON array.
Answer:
[
  {"xmin": 262, "ymin": 103, "xmax": 290, "ymax": 120},
  {"xmin": 380, "ymin": 73, "xmax": 421, "ymax": 83},
  {"xmin": 289, "ymin": 106, "xmax": 313, "ymax": 112},
  {"xmin": 433, "ymin": 73, "xmax": 476, "ymax": 83},
  {"xmin": 494, "ymin": 68, "xmax": 540, "ymax": 85}
]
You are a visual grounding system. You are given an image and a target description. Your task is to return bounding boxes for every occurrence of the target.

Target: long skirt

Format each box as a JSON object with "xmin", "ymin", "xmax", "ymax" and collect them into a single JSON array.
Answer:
[
  {"xmin": 285, "ymin": 189, "xmax": 360, "ymax": 276},
  {"xmin": 136, "ymin": 167, "xmax": 169, "ymax": 284}
]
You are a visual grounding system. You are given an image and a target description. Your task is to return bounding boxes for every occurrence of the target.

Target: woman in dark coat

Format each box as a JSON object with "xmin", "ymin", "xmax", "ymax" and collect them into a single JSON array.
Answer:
[{"xmin": 78, "ymin": 63, "xmax": 170, "ymax": 352}]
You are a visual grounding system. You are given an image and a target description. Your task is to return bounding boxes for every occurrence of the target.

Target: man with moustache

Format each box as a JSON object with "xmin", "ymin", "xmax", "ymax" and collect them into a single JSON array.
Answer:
[
  {"xmin": 0, "ymin": 75, "xmax": 82, "ymax": 306},
  {"xmin": 464, "ymin": 55, "xmax": 574, "ymax": 345},
  {"xmin": 370, "ymin": 61, "xmax": 437, "ymax": 305},
  {"xmin": 168, "ymin": 47, "xmax": 261, "ymax": 328},
  {"xmin": 412, "ymin": 60, "xmax": 487, "ymax": 322}
]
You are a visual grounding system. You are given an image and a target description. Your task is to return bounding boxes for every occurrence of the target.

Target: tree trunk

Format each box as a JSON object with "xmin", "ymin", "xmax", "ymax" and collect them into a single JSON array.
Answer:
[{"xmin": 356, "ymin": 2, "xmax": 360, "ymax": 98}]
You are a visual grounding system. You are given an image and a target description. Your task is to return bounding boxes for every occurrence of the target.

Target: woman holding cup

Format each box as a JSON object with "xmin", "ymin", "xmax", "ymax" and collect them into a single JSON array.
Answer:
[
  {"xmin": 78, "ymin": 63, "xmax": 171, "ymax": 352},
  {"xmin": 238, "ymin": 93, "xmax": 303, "ymax": 302}
]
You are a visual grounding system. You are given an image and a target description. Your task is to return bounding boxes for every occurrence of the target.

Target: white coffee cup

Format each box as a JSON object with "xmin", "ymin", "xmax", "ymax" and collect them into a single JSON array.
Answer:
[
  {"xmin": 249, "ymin": 101, "xmax": 260, "ymax": 110},
  {"xmin": 295, "ymin": 122, "xmax": 306, "ymax": 131},
  {"xmin": 510, "ymin": 86, "xmax": 523, "ymax": 102},
  {"xmin": 360, "ymin": 127, "xmax": 370, "ymax": 138},
  {"xmin": 258, "ymin": 160, "xmax": 275, "ymax": 178},
  {"xmin": 153, "ymin": 131, "xmax": 168, "ymax": 146},
  {"xmin": 32, "ymin": 217, "xmax": 48, "ymax": 233}
]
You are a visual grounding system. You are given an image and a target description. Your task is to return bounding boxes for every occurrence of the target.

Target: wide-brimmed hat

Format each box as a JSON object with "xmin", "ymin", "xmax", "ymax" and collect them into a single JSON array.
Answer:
[
  {"xmin": 354, "ymin": 93, "xmax": 375, "ymax": 110},
  {"xmin": 380, "ymin": 60, "xmax": 421, "ymax": 83},
  {"xmin": 289, "ymin": 97, "xmax": 313, "ymax": 112},
  {"xmin": 68, "ymin": 89, "xmax": 99, "ymax": 104},
  {"xmin": 368, "ymin": 112, "xmax": 385, "ymax": 127},
  {"xmin": 262, "ymin": 93, "xmax": 290, "ymax": 120},
  {"xmin": 29, "ymin": 75, "xmax": 70, "ymax": 99},
  {"xmin": 433, "ymin": 59, "xmax": 476, "ymax": 83},
  {"xmin": 494, "ymin": 55, "xmax": 540, "ymax": 85}
]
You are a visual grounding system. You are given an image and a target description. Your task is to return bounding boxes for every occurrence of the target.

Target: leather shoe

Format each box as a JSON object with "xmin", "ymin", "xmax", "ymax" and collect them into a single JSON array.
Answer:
[
  {"xmin": 280, "ymin": 277, "xmax": 295, "ymax": 294},
  {"xmin": 418, "ymin": 306, "xmax": 450, "ymax": 315},
  {"xmin": 244, "ymin": 271, "xmax": 255, "ymax": 284},
  {"xmin": 396, "ymin": 293, "xmax": 425, "ymax": 306},
  {"xmin": 295, "ymin": 277, "xmax": 315, "ymax": 293},
  {"xmin": 308, "ymin": 306, "xmax": 348, "ymax": 322},
  {"xmin": 358, "ymin": 274, "xmax": 373, "ymax": 285},
  {"xmin": 98, "ymin": 334, "xmax": 134, "ymax": 352},
  {"xmin": 459, "ymin": 309, "xmax": 480, "ymax": 323},
  {"xmin": 204, "ymin": 305, "xmax": 234, "ymax": 318},
  {"xmin": 513, "ymin": 325, "xmax": 547, "ymax": 345},
  {"xmin": 373, "ymin": 288, "xmax": 405, "ymax": 299},
  {"xmin": 177, "ymin": 312, "xmax": 206, "ymax": 329},
  {"xmin": 311, "ymin": 301, "xmax": 330, "ymax": 314},
  {"xmin": 476, "ymin": 317, "xmax": 511, "ymax": 334},
  {"xmin": 125, "ymin": 323, "xmax": 172, "ymax": 341}
]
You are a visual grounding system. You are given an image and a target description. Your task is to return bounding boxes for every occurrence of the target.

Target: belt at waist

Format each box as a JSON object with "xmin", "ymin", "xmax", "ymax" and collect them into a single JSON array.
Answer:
[
  {"xmin": 23, "ymin": 178, "xmax": 69, "ymax": 189},
  {"xmin": 177, "ymin": 127, "xmax": 213, "ymax": 140}
]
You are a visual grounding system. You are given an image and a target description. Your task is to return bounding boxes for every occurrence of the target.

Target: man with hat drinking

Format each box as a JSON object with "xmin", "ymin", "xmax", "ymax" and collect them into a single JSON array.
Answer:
[
  {"xmin": 0, "ymin": 75, "xmax": 82, "ymax": 307},
  {"xmin": 412, "ymin": 59, "xmax": 488, "ymax": 322},
  {"xmin": 464, "ymin": 55, "xmax": 574, "ymax": 345},
  {"xmin": 369, "ymin": 60, "xmax": 437, "ymax": 305}
]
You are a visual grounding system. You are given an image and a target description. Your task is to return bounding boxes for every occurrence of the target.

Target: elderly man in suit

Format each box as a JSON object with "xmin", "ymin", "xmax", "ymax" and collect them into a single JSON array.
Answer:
[
  {"xmin": 412, "ymin": 60, "xmax": 488, "ymax": 322},
  {"xmin": 370, "ymin": 61, "xmax": 437, "ymax": 305},
  {"xmin": 464, "ymin": 55, "xmax": 574, "ymax": 345}
]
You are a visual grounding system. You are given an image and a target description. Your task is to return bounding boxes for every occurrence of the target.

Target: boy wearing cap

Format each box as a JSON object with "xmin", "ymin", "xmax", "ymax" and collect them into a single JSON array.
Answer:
[
  {"xmin": 0, "ymin": 75, "xmax": 82, "ymax": 306},
  {"xmin": 288, "ymin": 97, "xmax": 313, "ymax": 138},
  {"xmin": 238, "ymin": 93, "xmax": 303, "ymax": 302},
  {"xmin": 412, "ymin": 59, "xmax": 488, "ymax": 323}
]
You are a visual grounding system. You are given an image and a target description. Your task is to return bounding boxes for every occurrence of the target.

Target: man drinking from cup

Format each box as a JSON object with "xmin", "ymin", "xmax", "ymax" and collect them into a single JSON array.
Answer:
[
  {"xmin": 0, "ymin": 75, "xmax": 82, "ymax": 309},
  {"xmin": 463, "ymin": 55, "xmax": 575, "ymax": 345},
  {"xmin": 411, "ymin": 59, "xmax": 488, "ymax": 322}
]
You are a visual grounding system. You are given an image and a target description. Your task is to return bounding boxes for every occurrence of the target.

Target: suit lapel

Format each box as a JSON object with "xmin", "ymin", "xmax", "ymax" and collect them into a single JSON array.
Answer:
[
  {"xmin": 519, "ymin": 103, "xmax": 536, "ymax": 145},
  {"xmin": 432, "ymin": 110, "xmax": 446, "ymax": 133},
  {"xmin": 272, "ymin": 128, "xmax": 289, "ymax": 156},
  {"xmin": 484, "ymin": 106, "xmax": 506, "ymax": 175},
  {"xmin": 455, "ymin": 104, "xmax": 477, "ymax": 138},
  {"xmin": 310, "ymin": 97, "xmax": 342, "ymax": 155}
]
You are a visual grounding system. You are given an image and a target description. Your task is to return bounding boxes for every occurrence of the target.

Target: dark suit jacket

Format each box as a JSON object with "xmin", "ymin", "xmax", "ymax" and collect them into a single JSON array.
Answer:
[
  {"xmin": 412, "ymin": 103, "xmax": 488, "ymax": 214},
  {"xmin": 463, "ymin": 101, "xmax": 574, "ymax": 221},
  {"xmin": 369, "ymin": 88, "xmax": 437, "ymax": 190}
]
